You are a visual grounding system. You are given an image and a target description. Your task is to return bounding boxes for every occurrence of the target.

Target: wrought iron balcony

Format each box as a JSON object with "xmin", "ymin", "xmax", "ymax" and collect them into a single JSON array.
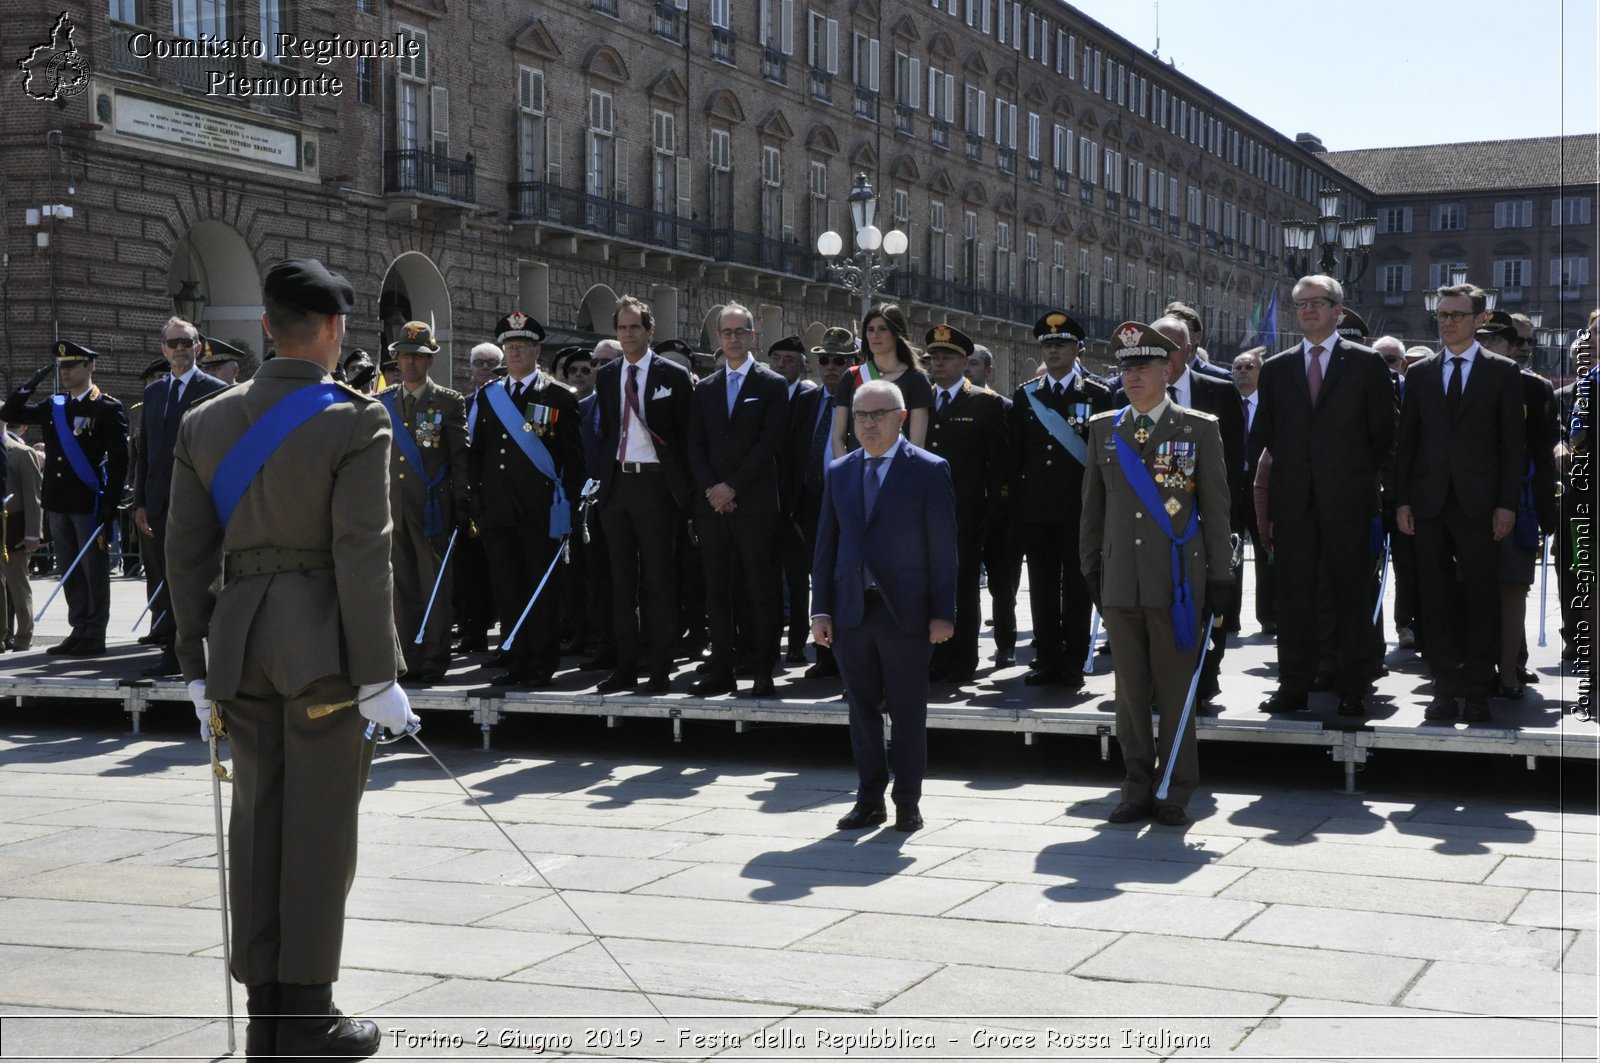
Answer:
[
  {"xmin": 386, "ymin": 149, "xmax": 475, "ymax": 203},
  {"xmin": 930, "ymin": 120, "xmax": 951, "ymax": 148},
  {"xmin": 854, "ymin": 87, "xmax": 877, "ymax": 119},
  {"xmin": 762, "ymin": 47, "xmax": 788, "ymax": 84},
  {"xmin": 809, "ymin": 67, "xmax": 833, "ymax": 102},
  {"xmin": 996, "ymin": 147, "xmax": 1016, "ymax": 174},
  {"xmin": 711, "ymin": 27, "xmax": 736, "ymax": 64}
]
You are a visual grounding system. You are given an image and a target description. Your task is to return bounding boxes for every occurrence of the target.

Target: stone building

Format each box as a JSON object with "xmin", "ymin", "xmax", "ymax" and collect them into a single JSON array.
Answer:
[{"xmin": 4, "ymin": 0, "xmax": 1370, "ymax": 401}]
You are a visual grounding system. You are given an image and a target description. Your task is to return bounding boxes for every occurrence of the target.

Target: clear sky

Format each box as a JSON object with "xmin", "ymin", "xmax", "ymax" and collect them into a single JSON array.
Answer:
[{"xmin": 1068, "ymin": 0, "xmax": 1598, "ymax": 150}]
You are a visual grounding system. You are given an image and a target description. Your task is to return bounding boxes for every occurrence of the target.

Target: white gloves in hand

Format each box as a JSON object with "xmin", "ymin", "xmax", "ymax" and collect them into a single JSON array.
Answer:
[
  {"xmin": 357, "ymin": 682, "xmax": 419, "ymax": 737},
  {"xmin": 188, "ymin": 680, "xmax": 212, "ymax": 741}
]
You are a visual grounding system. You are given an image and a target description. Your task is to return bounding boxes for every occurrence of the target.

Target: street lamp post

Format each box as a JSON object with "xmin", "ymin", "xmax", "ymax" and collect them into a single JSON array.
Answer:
[
  {"xmin": 1281, "ymin": 186, "xmax": 1376, "ymax": 289},
  {"xmin": 816, "ymin": 173, "xmax": 909, "ymax": 320}
]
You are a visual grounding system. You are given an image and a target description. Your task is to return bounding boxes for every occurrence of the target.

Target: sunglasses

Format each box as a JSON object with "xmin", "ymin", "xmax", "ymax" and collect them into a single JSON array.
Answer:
[
  {"xmin": 164, "ymin": 338, "xmax": 197, "ymax": 349},
  {"xmin": 816, "ymin": 355, "xmax": 855, "ymax": 367},
  {"xmin": 470, "ymin": 361, "xmax": 499, "ymax": 369},
  {"xmin": 567, "ymin": 365, "xmax": 594, "ymax": 375}
]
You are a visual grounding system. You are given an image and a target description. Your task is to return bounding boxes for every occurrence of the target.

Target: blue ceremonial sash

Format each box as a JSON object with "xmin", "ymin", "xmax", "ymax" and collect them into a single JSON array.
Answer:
[
  {"xmin": 50, "ymin": 395, "xmax": 103, "ymax": 498},
  {"xmin": 380, "ymin": 390, "xmax": 448, "ymax": 537},
  {"xmin": 209, "ymin": 383, "xmax": 343, "ymax": 531},
  {"xmin": 1113, "ymin": 409, "xmax": 1200, "ymax": 651},
  {"xmin": 485, "ymin": 381, "xmax": 571, "ymax": 538},
  {"xmin": 1024, "ymin": 380, "xmax": 1089, "ymax": 466}
]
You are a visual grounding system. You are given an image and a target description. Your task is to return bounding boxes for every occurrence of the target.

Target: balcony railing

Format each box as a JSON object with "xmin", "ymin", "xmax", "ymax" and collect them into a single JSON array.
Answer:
[
  {"xmin": 1055, "ymin": 173, "xmax": 1072, "ymax": 195},
  {"xmin": 386, "ymin": 149, "xmax": 476, "ymax": 202},
  {"xmin": 1027, "ymin": 159, "xmax": 1042, "ymax": 183},
  {"xmin": 1079, "ymin": 180, "xmax": 1095, "ymax": 204},
  {"xmin": 930, "ymin": 120, "xmax": 951, "ymax": 148},
  {"xmin": 653, "ymin": 2, "xmax": 682, "ymax": 40},
  {"xmin": 1188, "ymin": 222, "xmax": 1202, "ymax": 243},
  {"xmin": 107, "ymin": 21, "xmax": 152, "ymax": 75},
  {"xmin": 809, "ymin": 67, "xmax": 833, "ymax": 102},
  {"xmin": 996, "ymin": 147, "xmax": 1016, "ymax": 174},
  {"xmin": 894, "ymin": 103, "xmax": 915, "ymax": 134},
  {"xmin": 854, "ymin": 86, "xmax": 877, "ymax": 119},
  {"xmin": 762, "ymin": 47, "xmax": 788, "ymax": 84},
  {"xmin": 1104, "ymin": 191, "xmax": 1120, "ymax": 212},
  {"xmin": 711, "ymin": 26, "xmax": 735, "ymax": 64},
  {"xmin": 965, "ymin": 132, "xmax": 984, "ymax": 162}
]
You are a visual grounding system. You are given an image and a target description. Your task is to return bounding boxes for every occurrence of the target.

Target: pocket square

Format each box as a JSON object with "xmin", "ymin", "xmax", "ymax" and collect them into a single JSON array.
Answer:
[
  {"xmin": 652, "ymin": 385, "xmax": 671, "ymax": 399},
  {"xmin": 742, "ymin": 395, "xmax": 760, "ymax": 403}
]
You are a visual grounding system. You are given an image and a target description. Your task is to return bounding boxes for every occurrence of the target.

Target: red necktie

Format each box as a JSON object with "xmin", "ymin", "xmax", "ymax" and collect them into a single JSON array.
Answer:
[
  {"xmin": 1307, "ymin": 345, "xmax": 1324, "ymax": 405},
  {"xmin": 619, "ymin": 362, "xmax": 643, "ymax": 459}
]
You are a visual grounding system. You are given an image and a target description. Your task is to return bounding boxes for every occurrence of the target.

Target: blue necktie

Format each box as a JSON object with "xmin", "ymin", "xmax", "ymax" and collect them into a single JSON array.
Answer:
[
  {"xmin": 864, "ymin": 454, "xmax": 886, "ymax": 518},
  {"xmin": 726, "ymin": 369, "xmax": 741, "ymax": 414}
]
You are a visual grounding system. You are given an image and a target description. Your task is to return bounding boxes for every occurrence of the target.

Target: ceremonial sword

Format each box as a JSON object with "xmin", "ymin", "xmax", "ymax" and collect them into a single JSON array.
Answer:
[{"xmin": 33, "ymin": 521, "xmax": 104, "ymax": 623}]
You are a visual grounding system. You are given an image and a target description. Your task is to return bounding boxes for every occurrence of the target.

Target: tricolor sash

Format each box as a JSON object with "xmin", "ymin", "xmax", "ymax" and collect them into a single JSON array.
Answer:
[
  {"xmin": 380, "ymin": 390, "xmax": 449, "ymax": 537},
  {"xmin": 1024, "ymin": 380, "xmax": 1090, "ymax": 466},
  {"xmin": 50, "ymin": 394, "xmax": 104, "ymax": 497},
  {"xmin": 1113, "ymin": 408, "xmax": 1200, "ymax": 651},
  {"xmin": 485, "ymin": 381, "xmax": 571, "ymax": 538},
  {"xmin": 209, "ymin": 383, "xmax": 343, "ymax": 530}
]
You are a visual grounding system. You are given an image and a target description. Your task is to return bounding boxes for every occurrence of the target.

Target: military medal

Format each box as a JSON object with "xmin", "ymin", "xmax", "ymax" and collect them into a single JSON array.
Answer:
[
  {"xmin": 1165, "ymin": 496, "xmax": 1183, "ymax": 517},
  {"xmin": 1134, "ymin": 427, "xmax": 1149, "ymax": 444},
  {"xmin": 526, "ymin": 403, "xmax": 557, "ymax": 437},
  {"xmin": 1068, "ymin": 402, "xmax": 1092, "ymax": 430}
]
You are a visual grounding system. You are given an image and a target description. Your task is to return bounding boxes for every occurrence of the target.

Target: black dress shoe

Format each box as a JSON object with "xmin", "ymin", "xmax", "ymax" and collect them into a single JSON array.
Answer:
[
  {"xmin": 993, "ymin": 649, "xmax": 1016, "ymax": 667},
  {"xmin": 140, "ymin": 650, "xmax": 182, "ymax": 678},
  {"xmin": 485, "ymin": 650, "xmax": 516, "ymax": 669},
  {"xmin": 455, "ymin": 633, "xmax": 488, "ymax": 653},
  {"xmin": 1309, "ymin": 673, "xmax": 1334, "ymax": 692},
  {"xmin": 45, "ymin": 636, "xmax": 82, "ymax": 656},
  {"xmin": 65, "ymin": 640, "xmax": 104, "ymax": 656},
  {"xmin": 596, "ymin": 671, "xmax": 637, "ymax": 694},
  {"xmin": 944, "ymin": 670, "xmax": 976, "ymax": 685},
  {"xmin": 1260, "ymin": 692, "xmax": 1308, "ymax": 715},
  {"xmin": 1198, "ymin": 680, "xmax": 1221, "ymax": 703},
  {"xmin": 136, "ymin": 632, "xmax": 163, "ymax": 646},
  {"xmin": 691, "ymin": 672, "xmax": 736, "ymax": 696},
  {"xmin": 785, "ymin": 648, "xmax": 808, "ymax": 665},
  {"xmin": 894, "ymin": 806, "xmax": 924, "ymax": 832},
  {"xmin": 1336, "ymin": 693, "xmax": 1365, "ymax": 717},
  {"xmin": 836, "ymin": 803, "xmax": 887, "ymax": 830},
  {"xmin": 1495, "ymin": 683, "xmax": 1525, "ymax": 700},
  {"xmin": 1462, "ymin": 697, "xmax": 1492, "ymax": 723},
  {"xmin": 641, "ymin": 672, "xmax": 672, "ymax": 695},
  {"xmin": 1154, "ymin": 805, "xmax": 1190, "ymax": 826},
  {"xmin": 805, "ymin": 661, "xmax": 840, "ymax": 679},
  {"xmin": 749, "ymin": 675, "xmax": 776, "ymax": 697},
  {"xmin": 1424, "ymin": 694, "xmax": 1458, "ymax": 721},
  {"xmin": 275, "ymin": 983, "xmax": 380, "ymax": 1060},
  {"xmin": 489, "ymin": 668, "xmax": 535, "ymax": 686},
  {"xmin": 1023, "ymin": 666, "xmax": 1063, "ymax": 686},
  {"xmin": 1519, "ymin": 667, "xmax": 1540, "ymax": 684},
  {"xmin": 1106, "ymin": 801, "xmax": 1150, "ymax": 824},
  {"xmin": 578, "ymin": 653, "xmax": 617, "ymax": 671}
]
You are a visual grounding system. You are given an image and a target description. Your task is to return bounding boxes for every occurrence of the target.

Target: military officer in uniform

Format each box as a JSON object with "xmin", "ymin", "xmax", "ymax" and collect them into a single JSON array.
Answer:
[
  {"xmin": 379, "ymin": 321, "xmax": 469, "ymax": 685},
  {"xmin": 469, "ymin": 310, "xmax": 584, "ymax": 686},
  {"xmin": 199, "ymin": 337, "xmax": 247, "ymax": 385},
  {"xmin": 924, "ymin": 324, "xmax": 1010, "ymax": 682},
  {"xmin": 1, "ymin": 419, "xmax": 44, "ymax": 650},
  {"xmin": 166, "ymin": 258, "xmax": 415, "ymax": 1058},
  {"xmin": 1081, "ymin": 322, "xmax": 1234, "ymax": 826},
  {"xmin": 1010, "ymin": 311, "xmax": 1113, "ymax": 687},
  {"xmin": 1, "ymin": 341, "xmax": 128, "ymax": 655}
]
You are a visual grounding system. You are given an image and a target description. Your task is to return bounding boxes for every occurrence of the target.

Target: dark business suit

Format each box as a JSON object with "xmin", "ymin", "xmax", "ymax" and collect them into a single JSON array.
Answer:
[
  {"xmin": 687, "ymin": 360, "xmax": 790, "ymax": 680},
  {"xmin": 813, "ymin": 441, "xmax": 957, "ymax": 809},
  {"xmin": 776, "ymin": 379, "xmax": 820, "ymax": 656},
  {"xmin": 594, "ymin": 351, "xmax": 693, "ymax": 680},
  {"xmin": 133, "ymin": 368, "xmax": 228, "ymax": 647},
  {"xmin": 925, "ymin": 379, "xmax": 1010, "ymax": 677},
  {"xmin": 1394, "ymin": 346, "xmax": 1525, "ymax": 698},
  {"xmin": 786, "ymin": 380, "xmax": 839, "ymax": 673},
  {"xmin": 1183, "ymin": 370, "xmax": 1247, "ymax": 694},
  {"xmin": 981, "ymin": 391, "xmax": 1021, "ymax": 661},
  {"xmin": 1237, "ymin": 389, "xmax": 1273, "ymax": 631},
  {"xmin": 1250, "ymin": 337, "xmax": 1397, "ymax": 698},
  {"xmin": 451, "ymin": 389, "xmax": 496, "ymax": 649}
]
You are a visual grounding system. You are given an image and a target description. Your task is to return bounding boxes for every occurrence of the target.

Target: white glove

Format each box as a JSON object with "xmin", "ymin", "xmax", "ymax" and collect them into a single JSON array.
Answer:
[
  {"xmin": 357, "ymin": 682, "xmax": 418, "ymax": 737},
  {"xmin": 188, "ymin": 680, "xmax": 212, "ymax": 741}
]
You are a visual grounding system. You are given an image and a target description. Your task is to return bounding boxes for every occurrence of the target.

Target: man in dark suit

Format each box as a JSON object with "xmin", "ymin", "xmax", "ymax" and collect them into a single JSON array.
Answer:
[
  {"xmin": 966, "ymin": 344, "xmax": 1021, "ymax": 666},
  {"xmin": 687, "ymin": 303, "xmax": 791, "ymax": 697},
  {"xmin": 593, "ymin": 295, "xmax": 694, "ymax": 694},
  {"xmin": 1010, "ymin": 311, "xmax": 1114, "ymax": 687},
  {"xmin": 1230, "ymin": 347, "xmax": 1272, "ymax": 634},
  {"xmin": 925, "ymin": 324, "xmax": 1010, "ymax": 682},
  {"xmin": 1395, "ymin": 283, "xmax": 1525, "ymax": 723},
  {"xmin": 786, "ymin": 327, "xmax": 857, "ymax": 679},
  {"xmin": 813, "ymin": 378, "xmax": 957, "ymax": 834},
  {"xmin": 1164, "ymin": 301, "xmax": 1233, "ymax": 381},
  {"xmin": 132, "ymin": 318, "xmax": 228, "ymax": 675},
  {"xmin": 1251, "ymin": 275, "xmax": 1397, "ymax": 718},
  {"xmin": 453, "ymin": 342, "xmax": 504, "ymax": 654},
  {"xmin": 766, "ymin": 334, "xmax": 816, "ymax": 664}
]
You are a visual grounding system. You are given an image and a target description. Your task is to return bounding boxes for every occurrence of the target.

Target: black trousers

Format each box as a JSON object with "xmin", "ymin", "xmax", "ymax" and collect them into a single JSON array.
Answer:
[
  {"xmin": 1414, "ymin": 496, "xmax": 1501, "ymax": 698},
  {"xmin": 1272, "ymin": 515, "xmax": 1374, "ymax": 697},
  {"xmin": 1017, "ymin": 519, "xmax": 1090, "ymax": 670},
  {"xmin": 932, "ymin": 530, "xmax": 983, "ymax": 677},
  {"xmin": 697, "ymin": 508, "xmax": 780, "ymax": 676},
  {"xmin": 48, "ymin": 510, "xmax": 110, "ymax": 640},
  {"xmin": 452, "ymin": 532, "xmax": 496, "ymax": 641},
  {"xmin": 833, "ymin": 597, "xmax": 932, "ymax": 808},
  {"xmin": 796, "ymin": 489, "xmax": 836, "ymax": 673},
  {"xmin": 981, "ymin": 516, "xmax": 1019, "ymax": 654},
  {"xmin": 482, "ymin": 526, "xmax": 563, "ymax": 673},
  {"xmin": 600, "ymin": 469, "xmax": 680, "ymax": 677}
]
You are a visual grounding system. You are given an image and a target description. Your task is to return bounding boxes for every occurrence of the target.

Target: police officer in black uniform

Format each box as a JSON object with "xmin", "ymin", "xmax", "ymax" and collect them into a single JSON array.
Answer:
[{"xmin": 1, "ymin": 341, "xmax": 128, "ymax": 655}]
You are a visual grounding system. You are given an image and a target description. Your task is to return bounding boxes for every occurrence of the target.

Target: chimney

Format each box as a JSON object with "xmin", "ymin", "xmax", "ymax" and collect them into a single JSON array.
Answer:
[{"xmin": 1295, "ymin": 133, "xmax": 1327, "ymax": 153}]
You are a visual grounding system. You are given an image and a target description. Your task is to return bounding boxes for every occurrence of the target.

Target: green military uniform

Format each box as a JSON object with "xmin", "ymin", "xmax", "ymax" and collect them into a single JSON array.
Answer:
[{"xmin": 1080, "ymin": 322, "xmax": 1234, "ymax": 819}]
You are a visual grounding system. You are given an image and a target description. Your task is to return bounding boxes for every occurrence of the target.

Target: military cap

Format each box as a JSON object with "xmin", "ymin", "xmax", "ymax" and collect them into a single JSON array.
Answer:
[
  {"xmin": 387, "ymin": 320, "xmax": 439, "ymax": 357},
  {"xmin": 552, "ymin": 345, "xmax": 592, "ymax": 375},
  {"xmin": 1335, "ymin": 309, "xmax": 1371, "ymax": 341},
  {"xmin": 343, "ymin": 349, "xmax": 373, "ymax": 371},
  {"xmin": 1109, "ymin": 321, "xmax": 1178, "ymax": 364},
  {"xmin": 655, "ymin": 338, "xmax": 693, "ymax": 370},
  {"xmin": 1034, "ymin": 310, "xmax": 1086, "ymax": 344},
  {"xmin": 494, "ymin": 309, "xmax": 544, "ymax": 345},
  {"xmin": 924, "ymin": 323, "xmax": 974, "ymax": 358},
  {"xmin": 140, "ymin": 357, "xmax": 170, "ymax": 380},
  {"xmin": 54, "ymin": 340, "xmax": 97, "ymax": 363},
  {"xmin": 812, "ymin": 326, "xmax": 859, "ymax": 357},
  {"xmin": 263, "ymin": 258, "xmax": 355, "ymax": 316},
  {"xmin": 1476, "ymin": 309, "xmax": 1517, "ymax": 339},
  {"xmin": 200, "ymin": 337, "xmax": 247, "ymax": 366},
  {"xmin": 766, "ymin": 335, "xmax": 806, "ymax": 358}
]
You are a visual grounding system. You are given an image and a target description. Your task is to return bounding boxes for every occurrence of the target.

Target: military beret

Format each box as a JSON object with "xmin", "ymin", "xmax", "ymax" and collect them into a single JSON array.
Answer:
[
  {"xmin": 54, "ymin": 340, "xmax": 97, "ymax": 363},
  {"xmin": 924, "ymin": 323, "xmax": 974, "ymax": 358},
  {"xmin": 495, "ymin": 309, "xmax": 544, "ymax": 345},
  {"xmin": 263, "ymin": 258, "xmax": 355, "ymax": 316},
  {"xmin": 766, "ymin": 335, "xmax": 806, "ymax": 358},
  {"xmin": 387, "ymin": 320, "xmax": 439, "ymax": 357},
  {"xmin": 1035, "ymin": 310, "xmax": 1086, "ymax": 344},
  {"xmin": 343, "ymin": 349, "xmax": 373, "ymax": 370},
  {"xmin": 552, "ymin": 345, "xmax": 592, "ymax": 375},
  {"xmin": 1476, "ymin": 309, "xmax": 1517, "ymax": 339},
  {"xmin": 200, "ymin": 337, "xmax": 247, "ymax": 365},
  {"xmin": 1335, "ymin": 309, "xmax": 1371, "ymax": 341},
  {"xmin": 1109, "ymin": 321, "xmax": 1178, "ymax": 363},
  {"xmin": 140, "ymin": 357, "xmax": 170, "ymax": 380},
  {"xmin": 812, "ymin": 326, "xmax": 859, "ymax": 358}
]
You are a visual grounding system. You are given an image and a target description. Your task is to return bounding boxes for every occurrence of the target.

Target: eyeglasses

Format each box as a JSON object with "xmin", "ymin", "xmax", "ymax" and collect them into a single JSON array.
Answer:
[
  {"xmin": 852, "ymin": 408, "xmax": 901, "ymax": 424},
  {"xmin": 470, "ymin": 360, "xmax": 499, "ymax": 369},
  {"xmin": 1433, "ymin": 311, "xmax": 1475, "ymax": 323},
  {"xmin": 1516, "ymin": 337, "xmax": 1535, "ymax": 346},
  {"xmin": 816, "ymin": 355, "xmax": 854, "ymax": 367},
  {"xmin": 164, "ymin": 337, "xmax": 196, "ymax": 349},
  {"xmin": 717, "ymin": 327, "xmax": 754, "ymax": 339},
  {"xmin": 1231, "ymin": 364, "xmax": 1259, "ymax": 372},
  {"xmin": 1291, "ymin": 298, "xmax": 1334, "ymax": 311}
]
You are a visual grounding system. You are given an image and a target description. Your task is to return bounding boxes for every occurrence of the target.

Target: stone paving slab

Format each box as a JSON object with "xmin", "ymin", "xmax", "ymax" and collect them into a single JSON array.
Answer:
[
  {"xmin": 660, "ymin": 833, "xmax": 971, "ymax": 877},
  {"xmin": 1408, "ymin": 798, "xmax": 1600, "ymax": 832},
  {"xmin": 19, "ymin": 798, "xmax": 220, "ymax": 836},
  {"xmin": 1059, "ymin": 801, "xmax": 1328, "ymax": 841},
  {"xmin": 536, "ymin": 778, "xmax": 843, "ymax": 815},
  {"xmin": 478, "ymin": 892, "xmax": 848, "ymax": 949},
  {"xmin": 1487, "ymin": 853, "xmax": 1600, "ymax": 892},
  {"xmin": 1400, "ymin": 959, "xmax": 1600, "ymax": 1017},
  {"xmin": 0, "ymin": 948, "xmax": 231, "ymax": 1014},
  {"xmin": 1, "ymin": 861, "xmax": 218, "ymax": 907},
  {"xmin": 416, "ymin": 793, "xmax": 719, "ymax": 830},
  {"xmin": 1217, "ymin": 865, "xmax": 1528, "ymax": 920},
  {"xmin": 918, "ymin": 819, "xmax": 1246, "ymax": 862},
  {"xmin": 632, "ymin": 861, "xmax": 996, "ymax": 915},
  {"xmin": 1510, "ymin": 887, "xmax": 1600, "ymax": 931},
  {"xmin": 791, "ymin": 911, "xmax": 1119, "ymax": 973},
  {"xmin": 945, "ymin": 882, "xmax": 1263, "ymax": 938},
  {"xmin": 395, "ymin": 849, "xmax": 696, "ymax": 893},
  {"xmin": 1225, "ymin": 998, "xmax": 1575, "ymax": 1061},
  {"xmin": 1216, "ymin": 835, "xmax": 1505, "ymax": 881},
  {"xmin": 919, "ymin": 847, "xmax": 1252, "ymax": 896},
  {"xmin": 1566, "ymin": 930, "xmax": 1599, "ymax": 975},
  {"xmin": 0, "ymin": 1006, "xmax": 209, "ymax": 1063},
  {"xmin": 1233, "ymin": 902, "xmax": 1573, "ymax": 970},
  {"xmin": 344, "ymin": 875, "xmax": 550, "ymax": 927},
  {"xmin": 0, "ymin": 898, "xmax": 219, "ymax": 955},
  {"xmin": 1306, "ymin": 815, "xmax": 1596, "ymax": 860},
  {"xmin": 0, "ymin": 825, "xmax": 194, "ymax": 867},
  {"xmin": 1072, "ymin": 933, "xmax": 1425, "ymax": 1006},
  {"xmin": 338, "ymin": 917, "xmax": 582, "ymax": 979}
]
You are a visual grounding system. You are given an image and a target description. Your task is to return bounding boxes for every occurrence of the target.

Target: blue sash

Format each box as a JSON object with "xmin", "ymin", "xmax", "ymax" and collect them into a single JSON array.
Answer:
[
  {"xmin": 485, "ymin": 381, "xmax": 571, "ymax": 538},
  {"xmin": 1024, "ymin": 380, "xmax": 1089, "ymax": 466},
  {"xmin": 1112, "ymin": 408, "xmax": 1200, "ymax": 651},
  {"xmin": 50, "ymin": 395, "xmax": 103, "ymax": 498},
  {"xmin": 209, "ymin": 383, "xmax": 343, "ymax": 530},
  {"xmin": 380, "ymin": 390, "xmax": 448, "ymax": 537}
]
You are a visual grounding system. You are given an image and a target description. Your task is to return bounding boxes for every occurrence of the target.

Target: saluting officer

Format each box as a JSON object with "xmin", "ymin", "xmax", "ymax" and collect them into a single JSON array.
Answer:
[
  {"xmin": 1009, "ymin": 311, "xmax": 1113, "ymax": 687},
  {"xmin": 1081, "ymin": 322, "xmax": 1234, "ymax": 827},
  {"xmin": 469, "ymin": 310, "xmax": 584, "ymax": 687},
  {"xmin": 379, "ymin": 321, "xmax": 469, "ymax": 685},
  {"xmin": 1, "ymin": 341, "xmax": 128, "ymax": 655},
  {"xmin": 924, "ymin": 324, "xmax": 1010, "ymax": 682}
]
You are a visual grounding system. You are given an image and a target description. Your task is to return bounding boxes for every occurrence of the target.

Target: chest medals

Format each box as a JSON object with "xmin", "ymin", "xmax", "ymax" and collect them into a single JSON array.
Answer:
[
  {"xmin": 1066, "ymin": 402, "xmax": 1093, "ymax": 437},
  {"xmin": 414, "ymin": 407, "xmax": 443, "ymax": 449},
  {"xmin": 523, "ymin": 403, "xmax": 558, "ymax": 439},
  {"xmin": 1151, "ymin": 440, "xmax": 1198, "ymax": 510}
]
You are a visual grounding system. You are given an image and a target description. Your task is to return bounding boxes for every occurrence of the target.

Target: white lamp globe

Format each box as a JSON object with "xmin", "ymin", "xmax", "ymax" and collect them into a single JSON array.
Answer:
[
  {"xmin": 856, "ymin": 225, "xmax": 883, "ymax": 251},
  {"xmin": 816, "ymin": 231, "xmax": 843, "ymax": 257},
  {"xmin": 882, "ymin": 229, "xmax": 908, "ymax": 256}
]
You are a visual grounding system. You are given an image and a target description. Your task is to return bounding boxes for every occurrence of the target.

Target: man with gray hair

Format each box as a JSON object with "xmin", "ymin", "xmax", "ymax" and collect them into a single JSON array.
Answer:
[{"xmin": 453, "ymin": 340, "xmax": 506, "ymax": 653}]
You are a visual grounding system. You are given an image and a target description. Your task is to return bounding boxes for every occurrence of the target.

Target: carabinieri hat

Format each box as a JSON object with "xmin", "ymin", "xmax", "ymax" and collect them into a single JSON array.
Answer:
[
  {"xmin": 494, "ymin": 310, "xmax": 544, "ymax": 345},
  {"xmin": 1335, "ymin": 308, "xmax": 1371, "ymax": 342},
  {"xmin": 924, "ymin": 323, "xmax": 974, "ymax": 357},
  {"xmin": 1476, "ymin": 309, "xmax": 1517, "ymax": 339},
  {"xmin": 387, "ymin": 321, "xmax": 439, "ymax": 356},
  {"xmin": 1110, "ymin": 321, "xmax": 1178, "ymax": 364},
  {"xmin": 1035, "ymin": 310, "xmax": 1086, "ymax": 344},
  {"xmin": 54, "ymin": 340, "xmax": 97, "ymax": 363}
]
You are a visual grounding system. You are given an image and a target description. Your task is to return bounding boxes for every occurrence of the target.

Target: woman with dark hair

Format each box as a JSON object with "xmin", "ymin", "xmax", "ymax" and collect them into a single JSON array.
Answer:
[{"xmin": 829, "ymin": 303, "xmax": 933, "ymax": 458}]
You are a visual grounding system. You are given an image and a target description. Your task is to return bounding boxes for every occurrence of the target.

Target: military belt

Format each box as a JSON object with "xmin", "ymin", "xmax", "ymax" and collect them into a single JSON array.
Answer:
[{"xmin": 223, "ymin": 547, "xmax": 334, "ymax": 584}]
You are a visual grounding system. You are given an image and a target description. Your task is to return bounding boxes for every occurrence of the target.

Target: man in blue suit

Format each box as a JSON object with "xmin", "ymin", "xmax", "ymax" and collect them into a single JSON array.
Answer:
[{"xmin": 811, "ymin": 379, "xmax": 958, "ymax": 834}]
